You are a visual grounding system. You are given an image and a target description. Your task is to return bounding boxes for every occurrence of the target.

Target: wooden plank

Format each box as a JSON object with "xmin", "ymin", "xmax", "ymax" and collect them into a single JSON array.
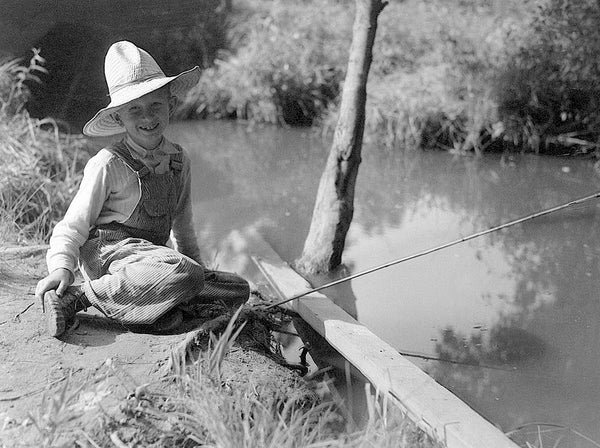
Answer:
[{"xmin": 233, "ymin": 228, "xmax": 519, "ymax": 448}]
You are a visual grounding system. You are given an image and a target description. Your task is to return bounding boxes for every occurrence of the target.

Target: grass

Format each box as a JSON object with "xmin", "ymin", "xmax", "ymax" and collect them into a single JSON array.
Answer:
[
  {"xmin": 356, "ymin": 0, "xmax": 519, "ymax": 153},
  {"xmin": 507, "ymin": 422, "xmax": 600, "ymax": 448},
  {"xmin": 312, "ymin": 0, "xmax": 537, "ymax": 153},
  {"xmin": 25, "ymin": 309, "xmax": 443, "ymax": 448},
  {"xmin": 0, "ymin": 52, "xmax": 92, "ymax": 245}
]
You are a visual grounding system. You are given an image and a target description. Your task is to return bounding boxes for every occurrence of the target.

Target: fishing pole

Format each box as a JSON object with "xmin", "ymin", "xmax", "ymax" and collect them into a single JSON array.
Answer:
[{"xmin": 261, "ymin": 190, "xmax": 600, "ymax": 310}]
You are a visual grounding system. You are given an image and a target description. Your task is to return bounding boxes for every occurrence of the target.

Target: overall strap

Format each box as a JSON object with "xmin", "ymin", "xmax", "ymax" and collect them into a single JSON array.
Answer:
[
  {"xmin": 106, "ymin": 142, "xmax": 151, "ymax": 178},
  {"xmin": 169, "ymin": 145, "xmax": 184, "ymax": 172}
]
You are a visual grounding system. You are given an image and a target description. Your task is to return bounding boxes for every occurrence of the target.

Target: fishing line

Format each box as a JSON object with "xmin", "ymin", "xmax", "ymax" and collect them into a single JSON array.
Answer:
[
  {"xmin": 259, "ymin": 190, "xmax": 600, "ymax": 310},
  {"xmin": 396, "ymin": 350, "xmax": 517, "ymax": 372},
  {"xmin": 255, "ymin": 268, "xmax": 566, "ymax": 379},
  {"xmin": 398, "ymin": 351, "xmax": 565, "ymax": 382}
]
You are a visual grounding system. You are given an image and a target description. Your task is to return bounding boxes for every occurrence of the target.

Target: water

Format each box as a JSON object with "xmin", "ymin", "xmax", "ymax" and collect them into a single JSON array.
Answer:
[{"xmin": 168, "ymin": 120, "xmax": 600, "ymax": 447}]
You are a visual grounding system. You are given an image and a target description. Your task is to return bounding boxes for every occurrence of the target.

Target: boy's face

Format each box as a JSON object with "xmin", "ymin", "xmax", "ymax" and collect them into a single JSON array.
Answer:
[{"xmin": 114, "ymin": 87, "xmax": 176, "ymax": 149}]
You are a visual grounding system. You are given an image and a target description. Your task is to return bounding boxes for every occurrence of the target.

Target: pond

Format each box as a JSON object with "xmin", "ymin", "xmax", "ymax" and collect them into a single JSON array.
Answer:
[{"xmin": 168, "ymin": 119, "xmax": 600, "ymax": 447}]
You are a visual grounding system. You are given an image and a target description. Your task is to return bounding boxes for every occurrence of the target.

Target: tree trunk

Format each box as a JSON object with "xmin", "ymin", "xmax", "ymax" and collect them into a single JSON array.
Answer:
[{"xmin": 295, "ymin": 0, "xmax": 386, "ymax": 275}]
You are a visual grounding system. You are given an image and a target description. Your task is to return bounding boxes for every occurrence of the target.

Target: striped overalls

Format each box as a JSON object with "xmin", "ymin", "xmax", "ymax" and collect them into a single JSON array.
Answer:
[{"xmin": 78, "ymin": 142, "xmax": 249, "ymax": 325}]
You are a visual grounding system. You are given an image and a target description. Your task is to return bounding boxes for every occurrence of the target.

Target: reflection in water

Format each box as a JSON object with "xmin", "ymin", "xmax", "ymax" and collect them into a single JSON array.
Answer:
[
  {"xmin": 169, "ymin": 120, "xmax": 600, "ymax": 447},
  {"xmin": 435, "ymin": 325, "xmax": 546, "ymax": 367}
]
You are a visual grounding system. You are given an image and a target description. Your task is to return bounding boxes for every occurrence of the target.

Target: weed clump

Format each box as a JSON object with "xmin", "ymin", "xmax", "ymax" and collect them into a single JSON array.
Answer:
[
  {"xmin": 494, "ymin": 0, "xmax": 600, "ymax": 154},
  {"xmin": 27, "ymin": 309, "xmax": 443, "ymax": 448},
  {"xmin": 180, "ymin": 0, "xmax": 348, "ymax": 126},
  {"xmin": 0, "ymin": 50, "xmax": 92, "ymax": 244}
]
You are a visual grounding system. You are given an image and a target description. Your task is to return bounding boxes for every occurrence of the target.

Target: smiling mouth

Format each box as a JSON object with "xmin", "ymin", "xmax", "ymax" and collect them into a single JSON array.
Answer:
[{"xmin": 140, "ymin": 123, "xmax": 159, "ymax": 131}]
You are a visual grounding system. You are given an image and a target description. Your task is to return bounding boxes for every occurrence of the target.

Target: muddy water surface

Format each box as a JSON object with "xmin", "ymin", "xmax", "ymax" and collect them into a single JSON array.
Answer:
[{"xmin": 169, "ymin": 120, "xmax": 600, "ymax": 447}]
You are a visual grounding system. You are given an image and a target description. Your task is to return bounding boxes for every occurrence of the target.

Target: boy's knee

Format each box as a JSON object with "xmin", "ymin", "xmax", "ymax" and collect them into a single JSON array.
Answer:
[{"xmin": 181, "ymin": 258, "xmax": 205, "ymax": 289}]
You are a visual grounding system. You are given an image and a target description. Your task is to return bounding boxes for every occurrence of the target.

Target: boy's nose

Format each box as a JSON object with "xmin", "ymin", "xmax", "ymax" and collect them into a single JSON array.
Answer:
[{"xmin": 140, "ymin": 109, "xmax": 155, "ymax": 120}]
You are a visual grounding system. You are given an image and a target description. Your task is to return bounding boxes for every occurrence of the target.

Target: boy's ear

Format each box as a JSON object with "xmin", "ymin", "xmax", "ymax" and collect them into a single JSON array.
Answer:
[{"xmin": 168, "ymin": 95, "xmax": 178, "ymax": 116}]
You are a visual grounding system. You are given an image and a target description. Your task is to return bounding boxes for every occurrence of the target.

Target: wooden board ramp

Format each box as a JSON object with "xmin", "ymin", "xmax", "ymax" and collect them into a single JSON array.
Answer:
[{"xmin": 221, "ymin": 228, "xmax": 519, "ymax": 448}]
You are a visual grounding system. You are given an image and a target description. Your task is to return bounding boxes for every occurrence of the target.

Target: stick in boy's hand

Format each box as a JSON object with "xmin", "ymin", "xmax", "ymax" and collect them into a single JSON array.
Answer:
[
  {"xmin": 34, "ymin": 286, "xmax": 45, "ymax": 313},
  {"xmin": 39, "ymin": 291, "xmax": 45, "ymax": 313}
]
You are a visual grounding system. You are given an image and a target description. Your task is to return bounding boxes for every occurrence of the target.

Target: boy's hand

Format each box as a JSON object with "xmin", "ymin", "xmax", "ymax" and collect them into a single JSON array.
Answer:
[{"xmin": 35, "ymin": 268, "xmax": 74, "ymax": 312}]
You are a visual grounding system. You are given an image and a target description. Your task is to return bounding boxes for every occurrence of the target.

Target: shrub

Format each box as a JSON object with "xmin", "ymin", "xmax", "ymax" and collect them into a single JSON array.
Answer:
[
  {"xmin": 320, "ymin": 0, "xmax": 521, "ymax": 153},
  {"xmin": 176, "ymin": 0, "xmax": 600, "ymax": 154},
  {"xmin": 181, "ymin": 0, "xmax": 350, "ymax": 126},
  {"xmin": 494, "ymin": 0, "xmax": 600, "ymax": 154}
]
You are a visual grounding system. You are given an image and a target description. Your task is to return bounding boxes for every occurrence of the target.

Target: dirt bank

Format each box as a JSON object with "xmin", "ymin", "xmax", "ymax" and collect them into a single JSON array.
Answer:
[{"xmin": 0, "ymin": 245, "xmax": 312, "ymax": 447}]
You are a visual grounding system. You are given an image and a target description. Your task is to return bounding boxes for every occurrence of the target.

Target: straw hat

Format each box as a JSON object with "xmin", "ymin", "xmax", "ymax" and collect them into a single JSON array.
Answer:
[{"xmin": 83, "ymin": 41, "xmax": 200, "ymax": 137}]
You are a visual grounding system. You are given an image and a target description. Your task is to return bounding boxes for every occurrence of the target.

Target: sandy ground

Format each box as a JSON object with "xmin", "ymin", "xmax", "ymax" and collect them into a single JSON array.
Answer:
[{"xmin": 0, "ymin": 245, "xmax": 311, "ymax": 447}]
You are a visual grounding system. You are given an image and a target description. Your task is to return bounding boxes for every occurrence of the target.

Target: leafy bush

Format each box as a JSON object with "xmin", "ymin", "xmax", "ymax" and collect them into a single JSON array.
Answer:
[
  {"xmin": 176, "ymin": 0, "xmax": 600, "ymax": 154},
  {"xmin": 319, "ymin": 0, "xmax": 521, "ymax": 153},
  {"xmin": 494, "ymin": 0, "xmax": 600, "ymax": 153},
  {"xmin": 181, "ymin": 0, "xmax": 350, "ymax": 126}
]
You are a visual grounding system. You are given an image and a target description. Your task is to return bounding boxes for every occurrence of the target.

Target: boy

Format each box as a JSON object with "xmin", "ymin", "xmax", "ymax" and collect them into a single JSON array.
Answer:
[{"xmin": 35, "ymin": 41, "xmax": 249, "ymax": 338}]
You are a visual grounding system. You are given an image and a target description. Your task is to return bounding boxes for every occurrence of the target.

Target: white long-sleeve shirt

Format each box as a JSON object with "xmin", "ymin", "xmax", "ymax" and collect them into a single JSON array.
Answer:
[{"xmin": 46, "ymin": 135, "xmax": 202, "ymax": 275}]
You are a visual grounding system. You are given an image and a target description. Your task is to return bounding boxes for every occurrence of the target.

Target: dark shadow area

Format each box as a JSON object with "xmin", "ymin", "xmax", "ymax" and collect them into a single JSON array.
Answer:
[
  {"xmin": 24, "ymin": 22, "xmax": 113, "ymax": 132},
  {"xmin": 62, "ymin": 313, "xmax": 123, "ymax": 347},
  {"xmin": 60, "ymin": 309, "xmax": 219, "ymax": 346},
  {"xmin": 74, "ymin": 311, "xmax": 220, "ymax": 338},
  {"xmin": 435, "ymin": 324, "xmax": 546, "ymax": 367},
  {"xmin": 292, "ymin": 317, "xmax": 371, "ymax": 427},
  {"xmin": 127, "ymin": 313, "xmax": 224, "ymax": 336},
  {"xmin": 19, "ymin": 1, "xmax": 229, "ymax": 133}
]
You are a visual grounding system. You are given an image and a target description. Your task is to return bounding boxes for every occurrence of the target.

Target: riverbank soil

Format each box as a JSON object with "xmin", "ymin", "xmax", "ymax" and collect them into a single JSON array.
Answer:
[{"xmin": 0, "ymin": 246, "xmax": 312, "ymax": 447}]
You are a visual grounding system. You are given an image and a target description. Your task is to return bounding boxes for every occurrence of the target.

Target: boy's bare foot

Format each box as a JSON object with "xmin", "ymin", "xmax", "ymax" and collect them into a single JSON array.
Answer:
[{"xmin": 44, "ymin": 286, "xmax": 89, "ymax": 337}]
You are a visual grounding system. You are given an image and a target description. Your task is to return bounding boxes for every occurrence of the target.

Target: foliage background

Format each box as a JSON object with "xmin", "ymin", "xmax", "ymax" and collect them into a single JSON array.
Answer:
[
  {"xmin": 4, "ymin": 0, "xmax": 600, "ymax": 244},
  {"xmin": 181, "ymin": 0, "xmax": 600, "ymax": 156}
]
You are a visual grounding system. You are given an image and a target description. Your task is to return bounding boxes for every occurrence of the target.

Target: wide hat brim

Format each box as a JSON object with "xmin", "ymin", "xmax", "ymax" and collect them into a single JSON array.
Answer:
[{"xmin": 83, "ymin": 66, "xmax": 200, "ymax": 137}]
